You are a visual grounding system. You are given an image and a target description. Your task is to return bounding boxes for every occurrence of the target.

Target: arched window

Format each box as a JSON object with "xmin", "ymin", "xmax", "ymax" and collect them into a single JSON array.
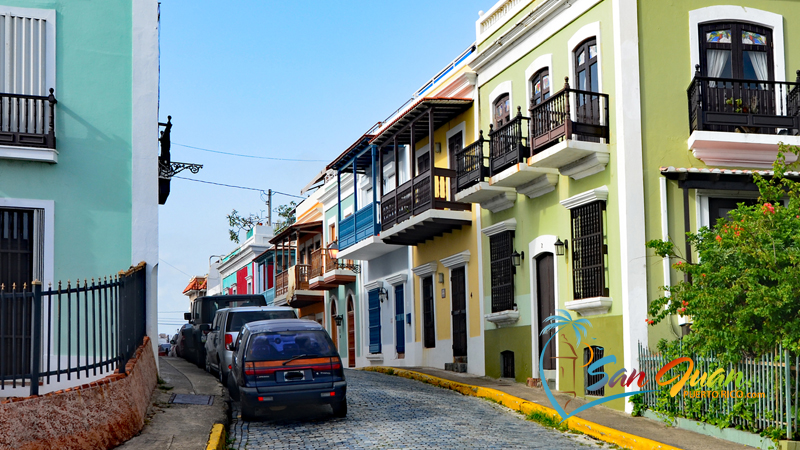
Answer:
[
  {"xmin": 699, "ymin": 22, "xmax": 773, "ymax": 81},
  {"xmin": 530, "ymin": 68, "xmax": 550, "ymax": 106},
  {"xmin": 493, "ymin": 93, "xmax": 511, "ymax": 128},
  {"xmin": 574, "ymin": 38, "xmax": 598, "ymax": 93}
]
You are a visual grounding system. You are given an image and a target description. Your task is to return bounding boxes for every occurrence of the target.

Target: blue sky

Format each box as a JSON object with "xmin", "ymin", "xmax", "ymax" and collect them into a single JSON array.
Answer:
[{"xmin": 157, "ymin": 0, "xmax": 490, "ymax": 335}]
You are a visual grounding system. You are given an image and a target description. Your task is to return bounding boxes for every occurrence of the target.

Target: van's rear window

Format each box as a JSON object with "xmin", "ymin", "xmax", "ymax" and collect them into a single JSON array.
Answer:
[
  {"xmin": 226, "ymin": 311, "xmax": 296, "ymax": 333},
  {"xmin": 246, "ymin": 331, "xmax": 336, "ymax": 361}
]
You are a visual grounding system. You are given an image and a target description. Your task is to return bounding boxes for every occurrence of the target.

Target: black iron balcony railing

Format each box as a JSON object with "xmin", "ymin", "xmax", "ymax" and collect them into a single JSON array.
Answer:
[
  {"xmin": 688, "ymin": 67, "xmax": 800, "ymax": 135},
  {"xmin": 489, "ymin": 107, "xmax": 530, "ymax": 176},
  {"xmin": 529, "ymin": 77, "xmax": 609, "ymax": 155},
  {"xmin": 455, "ymin": 131, "xmax": 488, "ymax": 191},
  {"xmin": 380, "ymin": 168, "xmax": 469, "ymax": 231},
  {"xmin": 0, "ymin": 89, "xmax": 57, "ymax": 149}
]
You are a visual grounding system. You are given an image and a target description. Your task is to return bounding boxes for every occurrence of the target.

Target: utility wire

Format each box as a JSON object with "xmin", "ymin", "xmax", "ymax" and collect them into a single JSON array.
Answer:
[
  {"xmin": 173, "ymin": 176, "xmax": 306, "ymax": 199},
  {"xmin": 173, "ymin": 142, "xmax": 328, "ymax": 162},
  {"xmin": 158, "ymin": 258, "xmax": 193, "ymax": 278}
]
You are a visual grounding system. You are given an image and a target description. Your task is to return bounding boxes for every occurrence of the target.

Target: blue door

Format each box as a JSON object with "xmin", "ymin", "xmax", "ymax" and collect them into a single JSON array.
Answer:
[
  {"xmin": 368, "ymin": 289, "xmax": 381, "ymax": 354},
  {"xmin": 394, "ymin": 285, "xmax": 405, "ymax": 354}
]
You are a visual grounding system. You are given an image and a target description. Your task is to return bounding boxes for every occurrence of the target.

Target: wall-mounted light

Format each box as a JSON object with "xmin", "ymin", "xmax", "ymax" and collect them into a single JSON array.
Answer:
[
  {"xmin": 378, "ymin": 287, "xmax": 389, "ymax": 303},
  {"xmin": 438, "ymin": 273, "xmax": 444, "ymax": 284},
  {"xmin": 327, "ymin": 240, "xmax": 361, "ymax": 273},
  {"xmin": 554, "ymin": 238, "xmax": 568, "ymax": 257},
  {"xmin": 333, "ymin": 315, "xmax": 343, "ymax": 327},
  {"xmin": 435, "ymin": 142, "xmax": 442, "ymax": 154},
  {"xmin": 511, "ymin": 250, "xmax": 524, "ymax": 267}
]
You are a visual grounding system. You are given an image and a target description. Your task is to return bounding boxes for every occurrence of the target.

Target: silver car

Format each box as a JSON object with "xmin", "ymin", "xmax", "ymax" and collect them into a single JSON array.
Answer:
[{"xmin": 205, "ymin": 306, "xmax": 296, "ymax": 384}]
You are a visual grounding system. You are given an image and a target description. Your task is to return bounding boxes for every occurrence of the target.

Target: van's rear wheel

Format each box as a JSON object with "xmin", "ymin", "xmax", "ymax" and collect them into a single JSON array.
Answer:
[{"xmin": 332, "ymin": 397, "xmax": 347, "ymax": 418}]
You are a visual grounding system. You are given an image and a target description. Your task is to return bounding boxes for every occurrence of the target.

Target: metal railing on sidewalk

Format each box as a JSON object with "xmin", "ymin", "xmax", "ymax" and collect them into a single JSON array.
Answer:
[{"xmin": 0, "ymin": 263, "xmax": 147, "ymax": 396}]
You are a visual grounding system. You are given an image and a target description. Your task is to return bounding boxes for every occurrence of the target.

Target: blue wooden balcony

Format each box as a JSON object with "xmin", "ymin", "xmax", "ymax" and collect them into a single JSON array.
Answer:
[{"xmin": 339, "ymin": 203, "xmax": 380, "ymax": 250}]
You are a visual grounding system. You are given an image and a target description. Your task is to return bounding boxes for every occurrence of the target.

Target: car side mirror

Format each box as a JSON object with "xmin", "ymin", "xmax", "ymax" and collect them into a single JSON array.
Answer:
[{"xmin": 184, "ymin": 312, "xmax": 192, "ymax": 321}]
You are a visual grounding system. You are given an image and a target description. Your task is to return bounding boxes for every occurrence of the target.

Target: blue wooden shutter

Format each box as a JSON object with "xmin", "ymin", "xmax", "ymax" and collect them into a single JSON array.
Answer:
[
  {"xmin": 394, "ymin": 285, "xmax": 405, "ymax": 354},
  {"xmin": 368, "ymin": 289, "xmax": 381, "ymax": 353}
]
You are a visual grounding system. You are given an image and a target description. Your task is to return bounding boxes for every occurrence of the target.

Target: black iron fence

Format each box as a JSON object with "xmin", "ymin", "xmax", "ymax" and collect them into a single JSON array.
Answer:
[
  {"xmin": 0, "ymin": 263, "xmax": 146, "ymax": 396},
  {"xmin": 687, "ymin": 67, "xmax": 800, "ymax": 135}
]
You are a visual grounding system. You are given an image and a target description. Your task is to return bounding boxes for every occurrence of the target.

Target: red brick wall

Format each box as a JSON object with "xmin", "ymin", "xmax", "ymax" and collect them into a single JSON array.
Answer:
[{"xmin": 0, "ymin": 337, "xmax": 158, "ymax": 450}]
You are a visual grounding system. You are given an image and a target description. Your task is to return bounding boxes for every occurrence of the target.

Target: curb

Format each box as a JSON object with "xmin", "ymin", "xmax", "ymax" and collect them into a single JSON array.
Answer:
[
  {"xmin": 361, "ymin": 366, "xmax": 682, "ymax": 450},
  {"xmin": 206, "ymin": 423, "xmax": 226, "ymax": 450}
]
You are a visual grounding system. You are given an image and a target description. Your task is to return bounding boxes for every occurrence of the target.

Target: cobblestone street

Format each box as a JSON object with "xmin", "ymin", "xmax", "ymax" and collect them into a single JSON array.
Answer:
[{"xmin": 229, "ymin": 370, "xmax": 611, "ymax": 449}]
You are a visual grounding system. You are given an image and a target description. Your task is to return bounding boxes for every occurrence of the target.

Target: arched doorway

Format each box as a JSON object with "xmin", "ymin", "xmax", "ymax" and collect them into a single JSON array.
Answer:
[
  {"xmin": 347, "ymin": 296, "xmax": 356, "ymax": 368},
  {"xmin": 330, "ymin": 299, "xmax": 339, "ymax": 350}
]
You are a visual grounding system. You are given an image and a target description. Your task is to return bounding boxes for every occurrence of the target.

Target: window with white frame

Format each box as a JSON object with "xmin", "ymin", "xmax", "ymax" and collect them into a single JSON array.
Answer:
[{"xmin": 0, "ymin": 8, "xmax": 56, "ymax": 152}]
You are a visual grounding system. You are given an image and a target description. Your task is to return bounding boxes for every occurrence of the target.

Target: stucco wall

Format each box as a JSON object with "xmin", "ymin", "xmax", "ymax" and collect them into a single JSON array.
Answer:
[{"xmin": 0, "ymin": 337, "xmax": 157, "ymax": 450}]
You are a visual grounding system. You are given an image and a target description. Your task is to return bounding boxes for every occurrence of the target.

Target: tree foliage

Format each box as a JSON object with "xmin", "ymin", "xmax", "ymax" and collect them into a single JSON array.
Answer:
[
  {"xmin": 226, "ymin": 201, "xmax": 296, "ymax": 243},
  {"xmin": 647, "ymin": 145, "xmax": 800, "ymax": 363}
]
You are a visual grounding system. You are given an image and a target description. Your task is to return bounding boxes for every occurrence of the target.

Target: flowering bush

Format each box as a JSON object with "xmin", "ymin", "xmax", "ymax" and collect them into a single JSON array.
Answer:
[{"xmin": 647, "ymin": 145, "xmax": 800, "ymax": 363}]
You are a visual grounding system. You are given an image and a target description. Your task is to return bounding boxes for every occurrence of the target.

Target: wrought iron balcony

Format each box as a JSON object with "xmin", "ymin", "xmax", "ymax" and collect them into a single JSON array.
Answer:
[
  {"xmin": 529, "ymin": 78, "xmax": 609, "ymax": 154},
  {"xmin": 0, "ymin": 89, "xmax": 56, "ymax": 149},
  {"xmin": 688, "ymin": 67, "xmax": 800, "ymax": 135},
  {"xmin": 489, "ymin": 107, "xmax": 530, "ymax": 176},
  {"xmin": 455, "ymin": 131, "xmax": 489, "ymax": 192}
]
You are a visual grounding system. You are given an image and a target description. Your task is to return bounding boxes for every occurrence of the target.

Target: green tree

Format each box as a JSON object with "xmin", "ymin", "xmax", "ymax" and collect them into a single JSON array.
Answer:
[
  {"xmin": 647, "ymin": 144, "xmax": 800, "ymax": 362},
  {"xmin": 226, "ymin": 201, "xmax": 297, "ymax": 243}
]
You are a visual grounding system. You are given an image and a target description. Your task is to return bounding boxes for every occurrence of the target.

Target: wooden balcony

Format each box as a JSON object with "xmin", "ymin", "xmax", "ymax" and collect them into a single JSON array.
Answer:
[
  {"xmin": 275, "ymin": 271, "xmax": 288, "ymax": 297},
  {"xmin": 339, "ymin": 203, "xmax": 380, "ymax": 250},
  {"xmin": 489, "ymin": 108, "xmax": 530, "ymax": 177},
  {"xmin": 529, "ymin": 80, "xmax": 609, "ymax": 154},
  {"xmin": 455, "ymin": 132, "xmax": 488, "ymax": 192},
  {"xmin": 380, "ymin": 168, "xmax": 471, "ymax": 245},
  {"xmin": 309, "ymin": 249, "xmax": 357, "ymax": 290},
  {"xmin": 527, "ymin": 78, "xmax": 610, "ymax": 179}
]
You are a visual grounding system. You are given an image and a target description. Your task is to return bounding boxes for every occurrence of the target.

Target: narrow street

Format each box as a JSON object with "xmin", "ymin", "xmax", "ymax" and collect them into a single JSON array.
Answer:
[{"xmin": 227, "ymin": 370, "xmax": 611, "ymax": 449}]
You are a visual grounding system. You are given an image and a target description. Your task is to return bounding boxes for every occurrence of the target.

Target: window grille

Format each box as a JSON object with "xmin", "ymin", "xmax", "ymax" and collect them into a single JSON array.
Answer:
[
  {"xmin": 571, "ymin": 201, "xmax": 607, "ymax": 299},
  {"xmin": 490, "ymin": 231, "xmax": 514, "ymax": 313},
  {"xmin": 584, "ymin": 346, "xmax": 605, "ymax": 396}
]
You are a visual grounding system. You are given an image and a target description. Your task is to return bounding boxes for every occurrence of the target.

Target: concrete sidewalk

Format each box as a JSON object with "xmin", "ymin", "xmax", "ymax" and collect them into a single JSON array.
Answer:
[
  {"xmin": 116, "ymin": 356, "xmax": 228, "ymax": 450},
  {"xmin": 385, "ymin": 366, "xmax": 756, "ymax": 450}
]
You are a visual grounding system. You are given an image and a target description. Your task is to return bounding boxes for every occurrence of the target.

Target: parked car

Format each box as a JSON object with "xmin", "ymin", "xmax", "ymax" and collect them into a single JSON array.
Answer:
[
  {"xmin": 183, "ymin": 294, "xmax": 268, "ymax": 367},
  {"xmin": 230, "ymin": 319, "xmax": 347, "ymax": 421},
  {"xmin": 173, "ymin": 324, "xmax": 192, "ymax": 358},
  {"xmin": 205, "ymin": 306, "xmax": 297, "ymax": 384},
  {"xmin": 158, "ymin": 343, "xmax": 171, "ymax": 356}
]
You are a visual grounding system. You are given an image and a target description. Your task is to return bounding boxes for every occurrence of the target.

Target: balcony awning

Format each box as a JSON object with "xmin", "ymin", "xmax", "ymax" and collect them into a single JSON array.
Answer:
[
  {"xmin": 269, "ymin": 221, "xmax": 323, "ymax": 245},
  {"xmin": 327, "ymin": 133, "xmax": 376, "ymax": 174},
  {"xmin": 660, "ymin": 166, "xmax": 800, "ymax": 190},
  {"xmin": 370, "ymin": 98, "xmax": 472, "ymax": 148}
]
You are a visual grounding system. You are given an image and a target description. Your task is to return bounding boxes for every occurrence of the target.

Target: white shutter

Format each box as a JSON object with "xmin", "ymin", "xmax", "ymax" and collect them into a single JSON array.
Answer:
[{"xmin": 0, "ymin": 7, "xmax": 55, "ymax": 135}]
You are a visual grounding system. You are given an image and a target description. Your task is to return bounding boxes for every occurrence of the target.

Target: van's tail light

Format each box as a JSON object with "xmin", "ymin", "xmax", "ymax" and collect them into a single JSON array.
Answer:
[
  {"xmin": 331, "ymin": 357, "xmax": 344, "ymax": 378},
  {"xmin": 225, "ymin": 333, "xmax": 234, "ymax": 346}
]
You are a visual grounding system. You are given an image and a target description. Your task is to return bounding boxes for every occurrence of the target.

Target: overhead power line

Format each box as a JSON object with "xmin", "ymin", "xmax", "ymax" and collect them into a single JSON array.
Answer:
[
  {"xmin": 173, "ymin": 142, "xmax": 328, "ymax": 162},
  {"xmin": 173, "ymin": 176, "xmax": 306, "ymax": 199}
]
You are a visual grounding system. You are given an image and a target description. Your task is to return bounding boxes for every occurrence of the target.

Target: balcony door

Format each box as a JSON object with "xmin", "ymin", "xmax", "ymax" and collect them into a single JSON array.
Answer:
[
  {"xmin": 493, "ymin": 93, "xmax": 510, "ymax": 129},
  {"xmin": 574, "ymin": 38, "xmax": 601, "ymax": 138},
  {"xmin": 699, "ymin": 22, "xmax": 774, "ymax": 130}
]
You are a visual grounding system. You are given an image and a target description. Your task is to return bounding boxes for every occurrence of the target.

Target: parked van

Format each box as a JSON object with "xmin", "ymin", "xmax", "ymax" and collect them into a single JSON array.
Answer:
[
  {"xmin": 230, "ymin": 319, "xmax": 346, "ymax": 420},
  {"xmin": 183, "ymin": 294, "xmax": 267, "ymax": 367},
  {"xmin": 205, "ymin": 306, "xmax": 297, "ymax": 384}
]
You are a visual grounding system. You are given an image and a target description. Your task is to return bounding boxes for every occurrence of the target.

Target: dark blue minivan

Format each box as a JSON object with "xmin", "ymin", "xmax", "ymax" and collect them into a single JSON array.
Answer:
[{"xmin": 230, "ymin": 319, "xmax": 347, "ymax": 420}]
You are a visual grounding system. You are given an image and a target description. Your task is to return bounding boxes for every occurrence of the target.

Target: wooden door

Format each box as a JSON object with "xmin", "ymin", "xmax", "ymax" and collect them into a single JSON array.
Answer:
[
  {"xmin": 347, "ymin": 297, "xmax": 355, "ymax": 367},
  {"xmin": 394, "ymin": 285, "xmax": 405, "ymax": 354},
  {"xmin": 574, "ymin": 38, "xmax": 601, "ymax": 139},
  {"xmin": 451, "ymin": 267, "xmax": 467, "ymax": 357},
  {"xmin": 330, "ymin": 301, "xmax": 338, "ymax": 350},
  {"xmin": 422, "ymin": 277, "xmax": 435, "ymax": 348},
  {"xmin": 536, "ymin": 254, "xmax": 556, "ymax": 370}
]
